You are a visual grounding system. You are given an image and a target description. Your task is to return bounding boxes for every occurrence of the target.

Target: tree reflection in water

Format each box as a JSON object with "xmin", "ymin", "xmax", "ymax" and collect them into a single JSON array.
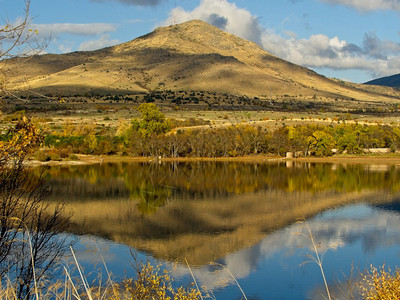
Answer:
[
  {"xmin": 27, "ymin": 161, "xmax": 400, "ymax": 299},
  {"xmin": 33, "ymin": 161, "xmax": 400, "ymax": 267},
  {"xmin": 38, "ymin": 162, "xmax": 400, "ymax": 202}
]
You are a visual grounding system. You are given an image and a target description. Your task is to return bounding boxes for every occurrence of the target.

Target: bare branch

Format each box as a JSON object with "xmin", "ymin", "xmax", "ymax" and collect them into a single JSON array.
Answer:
[{"xmin": 0, "ymin": 0, "xmax": 48, "ymax": 104}]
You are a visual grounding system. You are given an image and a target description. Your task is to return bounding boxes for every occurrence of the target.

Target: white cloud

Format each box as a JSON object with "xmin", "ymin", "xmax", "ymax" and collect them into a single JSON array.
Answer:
[
  {"xmin": 163, "ymin": 0, "xmax": 263, "ymax": 45},
  {"xmin": 1, "ymin": 19, "xmax": 118, "ymax": 56},
  {"xmin": 58, "ymin": 44, "xmax": 73, "ymax": 54},
  {"xmin": 30, "ymin": 23, "xmax": 118, "ymax": 53},
  {"xmin": 78, "ymin": 34, "xmax": 120, "ymax": 51},
  {"xmin": 33, "ymin": 23, "xmax": 117, "ymax": 38},
  {"xmin": 261, "ymin": 29, "xmax": 400, "ymax": 78},
  {"xmin": 171, "ymin": 204, "xmax": 400, "ymax": 291},
  {"xmin": 161, "ymin": 0, "xmax": 400, "ymax": 79},
  {"xmin": 319, "ymin": 0, "xmax": 400, "ymax": 12}
]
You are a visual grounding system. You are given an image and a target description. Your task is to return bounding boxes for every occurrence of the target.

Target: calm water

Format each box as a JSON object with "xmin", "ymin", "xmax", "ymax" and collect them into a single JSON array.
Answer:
[{"xmin": 36, "ymin": 161, "xmax": 400, "ymax": 299}]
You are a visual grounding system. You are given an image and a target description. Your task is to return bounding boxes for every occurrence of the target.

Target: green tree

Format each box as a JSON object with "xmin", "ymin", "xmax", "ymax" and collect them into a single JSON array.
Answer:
[
  {"xmin": 131, "ymin": 103, "xmax": 171, "ymax": 137},
  {"xmin": 334, "ymin": 124, "xmax": 361, "ymax": 154}
]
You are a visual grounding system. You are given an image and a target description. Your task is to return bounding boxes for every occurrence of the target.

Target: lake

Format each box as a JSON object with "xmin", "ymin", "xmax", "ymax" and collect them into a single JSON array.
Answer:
[{"xmin": 36, "ymin": 161, "xmax": 400, "ymax": 299}]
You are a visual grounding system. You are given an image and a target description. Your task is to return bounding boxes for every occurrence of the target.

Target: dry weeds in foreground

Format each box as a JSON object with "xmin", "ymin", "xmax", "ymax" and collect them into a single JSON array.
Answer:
[
  {"xmin": 1, "ymin": 233, "xmax": 400, "ymax": 299},
  {"xmin": 0, "ymin": 247, "xmax": 202, "ymax": 299}
]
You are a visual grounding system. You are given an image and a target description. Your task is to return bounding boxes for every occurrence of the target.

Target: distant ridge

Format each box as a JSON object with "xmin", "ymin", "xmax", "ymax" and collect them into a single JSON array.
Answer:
[
  {"xmin": 2, "ymin": 19, "xmax": 400, "ymax": 104},
  {"xmin": 365, "ymin": 73, "xmax": 400, "ymax": 88}
]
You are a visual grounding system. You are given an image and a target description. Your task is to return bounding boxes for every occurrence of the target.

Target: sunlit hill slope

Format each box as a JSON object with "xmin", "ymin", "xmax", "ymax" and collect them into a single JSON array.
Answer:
[{"xmin": 2, "ymin": 20, "xmax": 400, "ymax": 103}]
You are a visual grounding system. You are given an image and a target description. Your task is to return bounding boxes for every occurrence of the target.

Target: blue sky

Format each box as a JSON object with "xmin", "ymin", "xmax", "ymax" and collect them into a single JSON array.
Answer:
[{"xmin": 2, "ymin": 0, "xmax": 400, "ymax": 83}]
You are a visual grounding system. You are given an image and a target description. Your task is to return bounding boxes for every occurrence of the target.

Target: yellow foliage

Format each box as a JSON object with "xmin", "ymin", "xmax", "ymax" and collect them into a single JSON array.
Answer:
[
  {"xmin": 0, "ymin": 117, "xmax": 43, "ymax": 166},
  {"xmin": 359, "ymin": 264, "xmax": 400, "ymax": 300},
  {"xmin": 120, "ymin": 262, "xmax": 201, "ymax": 300}
]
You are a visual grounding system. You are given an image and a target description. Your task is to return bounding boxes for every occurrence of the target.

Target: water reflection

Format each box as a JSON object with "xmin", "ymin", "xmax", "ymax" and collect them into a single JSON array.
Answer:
[
  {"xmin": 167, "ymin": 203, "xmax": 400, "ymax": 299},
  {"xmin": 36, "ymin": 161, "xmax": 400, "ymax": 268},
  {"xmin": 37, "ymin": 161, "xmax": 400, "ymax": 299},
  {"xmin": 69, "ymin": 203, "xmax": 400, "ymax": 299},
  {"xmin": 39, "ymin": 162, "xmax": 400, "ymax": 202}
]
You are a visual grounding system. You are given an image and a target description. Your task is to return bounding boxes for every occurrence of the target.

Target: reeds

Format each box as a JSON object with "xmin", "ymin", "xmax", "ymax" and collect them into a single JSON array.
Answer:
[
  {"xmin": 297, "ymin": 219, "xmax": 332, "ymax": 300},
  {"xmin": 2, "ymin": 219, "xmax": 400, "ymax": 299},
  {"xmin": 0, "ymin": 243, "xmax": 203, "ymax": 300}
]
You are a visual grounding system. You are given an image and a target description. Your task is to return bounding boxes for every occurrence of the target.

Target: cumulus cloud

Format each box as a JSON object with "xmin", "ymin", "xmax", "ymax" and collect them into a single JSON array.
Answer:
[
  {"xmin": 318, "ymin": 0, "xmax": 400, "ymax": 12},
  {"xmin": 261, "ymin": 29, "xmax": 400, "ymax": 78},
  {"xmin": 161, "ymin": 0, "xmax": 400, "ymax": 79},
  {"xmin": 163, "ymin": 0, "xmax": 264, "ymax": 45},
  {"xmin": 78, "ymin": 34, "xmax": 120, "ymax": 51},
  {"xmin": 91, "ymin": 0, "xmax": 164, "ymax": 6},
  {"xmin": 33, "ymin": 23, "xmax": 117, "ymax": 37}
]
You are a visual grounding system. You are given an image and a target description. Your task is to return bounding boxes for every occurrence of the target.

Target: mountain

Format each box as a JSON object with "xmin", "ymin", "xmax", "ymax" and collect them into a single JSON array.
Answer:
[
  {"xmin": 365, "ymin": 73, "xmax": 400, "ymax": 88},
  {"xmin": 2, "ymin": 20, "xmax": 400, "ymax": 104}
]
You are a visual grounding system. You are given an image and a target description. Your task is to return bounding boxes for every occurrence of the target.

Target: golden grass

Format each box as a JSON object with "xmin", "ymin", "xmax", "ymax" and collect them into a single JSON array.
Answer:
[{"xmin": 3, "ymin": 20, "xmax": 400, "ymax": 104}]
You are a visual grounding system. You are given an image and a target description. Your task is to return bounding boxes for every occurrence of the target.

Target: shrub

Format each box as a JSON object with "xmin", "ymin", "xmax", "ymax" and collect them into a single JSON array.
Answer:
[
  {"xmin": 359, "ymin": 265, "xmax": 400, "ymax": 300},
  {"xmin": 48, "ymin": 150, "xmax": 61, "ymax": 161},
  {"xmin": 68, "ymin": 154, "xmax": 79, "ymax": 160},
  {"xmin": 119, "ymin": 262, "xmax": 201, "ymax": 300},
  {"xmin": 33, "ymin": 150, "xmax": 50, "ymax": 162}
]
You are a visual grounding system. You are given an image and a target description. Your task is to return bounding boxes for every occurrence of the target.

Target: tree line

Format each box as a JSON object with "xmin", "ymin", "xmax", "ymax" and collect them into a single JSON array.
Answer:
[{"xmin": 34, "ymin": 104, "xmax": 400, "ymax": 159}]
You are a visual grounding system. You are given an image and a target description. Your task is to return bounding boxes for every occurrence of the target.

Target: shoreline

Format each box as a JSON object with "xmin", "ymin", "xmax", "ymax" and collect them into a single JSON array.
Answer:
[{"xmin": 26, "ymin": 153, "xmax": 400, "ymax": 166}]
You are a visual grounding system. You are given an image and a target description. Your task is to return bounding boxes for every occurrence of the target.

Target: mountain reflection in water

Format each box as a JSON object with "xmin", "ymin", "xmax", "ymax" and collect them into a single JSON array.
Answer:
[{"xmin": 34, "ymin": 161, "xmax": 400, "ymax": 299}]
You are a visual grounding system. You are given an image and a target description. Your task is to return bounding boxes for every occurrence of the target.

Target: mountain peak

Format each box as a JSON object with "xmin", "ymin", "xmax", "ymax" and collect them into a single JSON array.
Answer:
[
  {"xmin": 2, "ymin": 18, "xmax": 400, "ymax": 104},
  {"xmin": 112, "ymin": 19, "xmax": 263, "ymax": 57}
]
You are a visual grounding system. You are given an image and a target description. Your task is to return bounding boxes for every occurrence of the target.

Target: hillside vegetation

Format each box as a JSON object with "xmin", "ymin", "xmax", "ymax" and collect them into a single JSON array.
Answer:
[{"xmin": 1, "ymin": 20, "xmax": 400, "ymax": 110}]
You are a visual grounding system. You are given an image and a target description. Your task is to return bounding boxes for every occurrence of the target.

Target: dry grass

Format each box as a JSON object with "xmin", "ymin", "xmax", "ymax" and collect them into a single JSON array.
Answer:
[
  {"xmin": 2, "ymin": 20, "xmax": 400, "ymax": 104},
  {"xmin": 0, "ymin": 246, "xmax": 202, "ymax": 300}
]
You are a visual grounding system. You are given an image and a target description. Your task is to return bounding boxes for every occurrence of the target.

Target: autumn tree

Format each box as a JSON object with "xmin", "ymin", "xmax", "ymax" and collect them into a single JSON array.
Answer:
[
  {"xmin": 0, "ymin": 117, "xmax": 70, "ymax": 298},
  {"xmin": 268, "ymin": 126, "xmax": 289, "ymax": 156},
  {"xmin": 308, "ymin": 129, "xmax": 335, "ymax": 156}
]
